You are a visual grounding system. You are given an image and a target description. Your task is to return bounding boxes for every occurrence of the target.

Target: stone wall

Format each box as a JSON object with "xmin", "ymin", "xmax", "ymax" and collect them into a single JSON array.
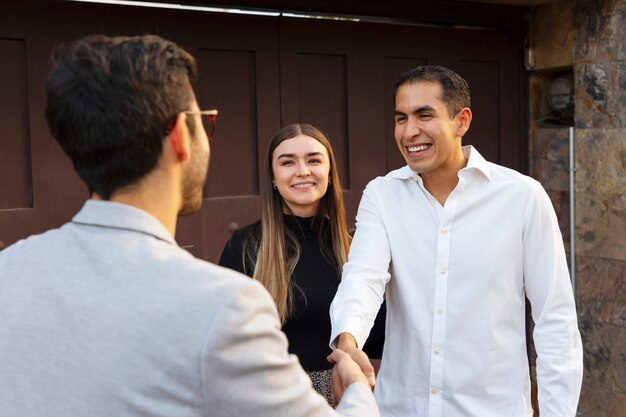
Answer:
[
  {"xmin": 530, "ymin": 1, "xmax": 626, "ymax": 416},
  {"xmin": 573, "ymin": 0, "xmax": 626, "ymax": 415}
]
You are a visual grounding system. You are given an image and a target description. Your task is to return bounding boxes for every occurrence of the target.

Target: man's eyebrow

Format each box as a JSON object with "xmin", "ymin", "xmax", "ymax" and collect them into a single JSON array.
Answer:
[
  {"xmin": 394, "ymin": 105, "xmax": 437, "ymax": 116},
  {"xmin": 413, "ymin": 105, "xmax": 436, "ymax": 114}
]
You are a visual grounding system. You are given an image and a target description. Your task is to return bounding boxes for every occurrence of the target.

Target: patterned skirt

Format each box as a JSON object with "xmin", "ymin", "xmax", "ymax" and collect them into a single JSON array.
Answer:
[{"xmin": 308, "ymin": 369, "xmax": 334, "ymax": 406}]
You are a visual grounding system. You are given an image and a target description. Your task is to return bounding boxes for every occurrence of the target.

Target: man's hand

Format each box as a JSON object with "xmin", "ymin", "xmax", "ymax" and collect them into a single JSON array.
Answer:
[
  {"xmin": 328, "ymin": 332, "xmax": 377, "ymax": 404},
  {"xmin": 336, "ymin": 332, "xmax": 376, "ymax": 388},
  {"xmin": 326, "ymin": 348, "xmax": 369, "ymax": 405}
]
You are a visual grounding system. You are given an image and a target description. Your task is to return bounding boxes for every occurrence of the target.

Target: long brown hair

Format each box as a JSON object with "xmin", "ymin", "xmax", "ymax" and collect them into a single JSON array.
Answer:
[{"xmin": 243, "ymin": 123, "xmax": 350, "ymax": 323}]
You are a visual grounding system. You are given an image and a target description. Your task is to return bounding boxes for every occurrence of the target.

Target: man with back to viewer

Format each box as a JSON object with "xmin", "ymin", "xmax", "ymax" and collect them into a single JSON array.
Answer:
[
  {"xmin": 330, "ymin": 65, "xmax": 583, "ymax": 417},
  {"xmin": 0, "ymin": 34, "xmax": 379, "ymax": 417}
]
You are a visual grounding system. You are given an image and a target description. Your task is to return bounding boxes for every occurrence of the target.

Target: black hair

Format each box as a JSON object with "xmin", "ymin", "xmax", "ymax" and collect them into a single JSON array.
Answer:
[
  {"xmin": 45, "ymin": 34, "xmax": 197, "ymax": 199},
  {"xmin": 394, "ymin": 65, "xmax": 471, "ymax": 117}
]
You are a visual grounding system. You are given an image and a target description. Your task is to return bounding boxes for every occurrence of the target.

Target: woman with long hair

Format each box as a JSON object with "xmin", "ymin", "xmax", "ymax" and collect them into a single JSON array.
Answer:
[{"xmin": 219, "ymin": 123, "xmax": 384, "ymax": 405}]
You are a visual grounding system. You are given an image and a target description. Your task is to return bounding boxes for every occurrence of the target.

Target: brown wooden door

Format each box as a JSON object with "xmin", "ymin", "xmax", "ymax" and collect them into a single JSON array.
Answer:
[{"xmin": 0, "ymin": 0, "xmax": 525, "ymax": 262}]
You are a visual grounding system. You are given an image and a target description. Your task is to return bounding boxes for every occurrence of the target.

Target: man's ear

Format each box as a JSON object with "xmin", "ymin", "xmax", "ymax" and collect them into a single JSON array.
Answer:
[
  {"xmin": 456, "ymin": 108, "xmax": 472, "ymax": 138},
  {"xmin": 168, "ymin": 112, "xmax": 190, "ymax": 162}
]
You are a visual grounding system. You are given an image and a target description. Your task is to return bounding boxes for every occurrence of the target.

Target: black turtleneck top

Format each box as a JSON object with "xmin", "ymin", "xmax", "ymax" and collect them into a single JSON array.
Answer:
[{"xmin": 218, "ymin": 215, "xmax": 385, "ymax": 372}]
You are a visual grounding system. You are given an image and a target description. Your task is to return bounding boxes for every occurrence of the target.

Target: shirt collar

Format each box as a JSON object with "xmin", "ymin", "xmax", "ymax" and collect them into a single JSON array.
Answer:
[
  {"xmin": 388, "ymin": 165, "xmax": 418, "ymax": 180},
  {"xmin": 71, "ymin": 200, "xmax": 177, "ymax": 245},
  {"xmin": 460, "ymin": 145, "xmax": 491, "ymax": 181},
  {"xmin": 389, "ymin": 145, "xmax": 491, "ymax": 182}
]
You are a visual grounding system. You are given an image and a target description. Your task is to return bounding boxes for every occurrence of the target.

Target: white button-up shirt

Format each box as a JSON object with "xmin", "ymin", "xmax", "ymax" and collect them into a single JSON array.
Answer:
[{"xmin": 330, "ymin": 146, "xmax": 583, "ymax": 417}]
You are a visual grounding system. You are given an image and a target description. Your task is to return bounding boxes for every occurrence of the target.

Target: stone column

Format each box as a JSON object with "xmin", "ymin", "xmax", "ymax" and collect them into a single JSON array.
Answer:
[{"xmin": 574, "ymin": 0, "xmax": 626, "ymax": 415}]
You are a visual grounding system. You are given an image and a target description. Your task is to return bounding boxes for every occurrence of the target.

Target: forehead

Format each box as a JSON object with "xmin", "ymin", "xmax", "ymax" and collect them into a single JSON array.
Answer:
[
  {"xmin": 395, "ymin": 81, "xmax": 446, "ymax": 111},
  {"xmin": 273, "ymin": 134, "xmax": 328, "ymax": 158}
]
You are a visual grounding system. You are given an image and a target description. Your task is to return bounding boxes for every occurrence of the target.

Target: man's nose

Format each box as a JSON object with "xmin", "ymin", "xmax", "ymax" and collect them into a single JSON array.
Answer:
[{"xmin": 405, "ymin": 118, "xmax": 422, "ymax": 138}]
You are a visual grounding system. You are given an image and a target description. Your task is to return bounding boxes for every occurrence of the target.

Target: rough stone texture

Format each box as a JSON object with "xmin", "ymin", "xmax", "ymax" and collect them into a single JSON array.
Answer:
[
  {"xmin": 575, "ymin": 128, "xmax": 626, "ymax": 196},
  {"xmin": 529, "ymin": 128, "xmax": 571, "ymax": 192},
  {"xmin": 573, "ymin": 1, "xmax": 626, "ymax": 415},
  {"xmin": 577, "ymin": 255, "xmax": 626, "ymax": 416},
  {"xmin": 532, "ymin": 1, "xmax": 575, "ymax": 69},
  {"xmin": 574, "ymin": 0, "xmax": 626, "ymax": 63},
  {"xmin": 528, "ymin": 128, "xmax": 572, "ymax": 248},
  {"xmin": 528, "ymin": 1, "xmax": 626, "ymax": 416},
  {"xmin": 575, "ymin": 61, "xmax": 626, "ymax": 128},
  {"xmin": 575, "ymin": 128, "xmax": 626, "ymax": 261},
  {"xmin": 529, "ymin": 75, "xmax": 550, "ymax": 129},
  {"xmin": 579, "ymin": 383, "xmax": 626, "ymax": 417},
  {"xmin": 577, "ymin": 255, "xmax": 626, "ymax": 330}
]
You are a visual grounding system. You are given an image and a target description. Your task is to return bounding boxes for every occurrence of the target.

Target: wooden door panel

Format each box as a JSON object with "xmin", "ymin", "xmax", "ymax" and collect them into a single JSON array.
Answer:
[
  {"xmin": 199, "ymin": 49, "xmax": 260, "ymax": 198},
  {"xmin": 185, "ymin": 16, "xmax": 281, "ymax": 262},
  {"xmin": 290, "ymin": 53, "xmax": 350, "ymax": 188},
  {"xmin": 457, "ymin": 60, "xmax": 502, "ymax": 163},
  {"xmin": 0, "ymin": 39, "xmax": 32, "ymax": 211}
]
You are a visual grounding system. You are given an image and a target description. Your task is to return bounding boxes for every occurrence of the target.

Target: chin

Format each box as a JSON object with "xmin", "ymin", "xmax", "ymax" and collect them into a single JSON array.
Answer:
[
  {"xmin": 408, "ymin": 162, "xmax": 428, "ymax": 173},
  {"xmin": 178, "ymin": 194, "xmax": 203, "ymax": 216}
]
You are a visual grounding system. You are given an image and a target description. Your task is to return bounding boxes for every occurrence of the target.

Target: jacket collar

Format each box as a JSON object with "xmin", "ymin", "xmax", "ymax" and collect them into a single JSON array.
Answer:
[{"xmin": 71, "ymin": 200, "xmax": 177, "ymax": 245}]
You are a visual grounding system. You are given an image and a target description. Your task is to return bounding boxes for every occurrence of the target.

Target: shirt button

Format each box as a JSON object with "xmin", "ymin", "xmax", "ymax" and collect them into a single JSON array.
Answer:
[
  {"xmin": 441, "ymin": 228, "xmax": 448, "ymax": 235},
  {"xmin": 437, "ymin": 308, "xmax": 444, "ymax": 315},
  {"xmin": 439, "ymin": 268, "xmax": 448, "ymax": 275},
  {"xmin": 431, "ymin": 388, "xmax": 438, "ymax": 394},
  {"xmin": 434, "ymin": 347, "xmax": 441, "ymax": 355}
]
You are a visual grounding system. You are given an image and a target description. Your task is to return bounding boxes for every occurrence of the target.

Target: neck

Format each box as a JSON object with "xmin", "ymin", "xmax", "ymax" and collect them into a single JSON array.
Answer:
[
  {"xmin": 98, "ymin": 171, "xmax": 181, "ymax": 236},
  {"xmin": 282, "ymin": 203, "xmax": 319, "ymax": 218},
  {"xmin": 421, "ymin": 146, "xmax": 468, "ymax": 206}
]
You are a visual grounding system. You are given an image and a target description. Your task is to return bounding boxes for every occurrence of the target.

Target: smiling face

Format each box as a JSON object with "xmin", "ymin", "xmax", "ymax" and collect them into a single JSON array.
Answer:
[
  {"xmin": 271, "ymin": 134, "xmax": 331, "ymax": 217},
  {"xmin": 394, "ymin": 81, "xmax": 470, "ymax": 179}
]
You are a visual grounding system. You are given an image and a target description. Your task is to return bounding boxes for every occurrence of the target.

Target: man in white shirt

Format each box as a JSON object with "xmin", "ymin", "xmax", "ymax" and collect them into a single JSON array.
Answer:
[
  {"xmin": 0, "ymin": 34, "xmax": 379, "ymax": 417},
  {"xmin": 330, "ymin": 65, "xmax": 583, "ymax": 417}
]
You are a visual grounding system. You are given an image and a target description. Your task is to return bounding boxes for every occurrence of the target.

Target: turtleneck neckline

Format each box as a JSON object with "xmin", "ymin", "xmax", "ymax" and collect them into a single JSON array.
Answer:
[{"xmin": 283, "ymin": 213, "xmax": 316, "ymax": 235}]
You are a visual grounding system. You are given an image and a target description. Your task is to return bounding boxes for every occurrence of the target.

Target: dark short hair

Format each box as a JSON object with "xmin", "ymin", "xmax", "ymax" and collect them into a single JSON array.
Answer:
[
  {"xmin": 394, "ymin": 65, "xmax": 471, "ymax": 117},
  {"xmin": 45, "ymin": 34, "xmax": 197, "ymax": 199}
]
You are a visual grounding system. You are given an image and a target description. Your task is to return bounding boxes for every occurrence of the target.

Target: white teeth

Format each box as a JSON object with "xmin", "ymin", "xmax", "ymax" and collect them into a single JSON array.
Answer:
[
  {"xmin": 293, "ymin": 183, "xmax": 314, "ymax": 189},
  {"xmin": 408, "ymin": 144, "xmax": 432, "ymax": 152}
]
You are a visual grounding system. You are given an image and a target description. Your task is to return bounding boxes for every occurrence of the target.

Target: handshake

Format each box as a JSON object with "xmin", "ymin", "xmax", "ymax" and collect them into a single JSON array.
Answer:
[{"xmin": 328, "ymin": 333, "xmax": 377, "ymax": 404}]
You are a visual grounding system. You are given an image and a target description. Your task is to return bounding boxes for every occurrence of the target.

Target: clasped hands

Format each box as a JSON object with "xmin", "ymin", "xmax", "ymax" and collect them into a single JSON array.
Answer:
[{"xmin": 326, "ymin": 333, "xmax": 376, "ymax": 405}]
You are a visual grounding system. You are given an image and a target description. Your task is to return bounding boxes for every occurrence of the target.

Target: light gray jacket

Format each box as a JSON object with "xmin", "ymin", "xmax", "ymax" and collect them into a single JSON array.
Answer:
[{"xmin": 0, "ymin": 200, "xmax": 378, "ymax": 417}]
